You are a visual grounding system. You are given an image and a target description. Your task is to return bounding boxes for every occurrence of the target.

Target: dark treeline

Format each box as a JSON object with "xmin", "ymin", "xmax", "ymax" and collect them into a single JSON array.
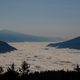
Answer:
[{"xmin": 0, "ymin": 61, "xmax": 80, "ymax": 80}]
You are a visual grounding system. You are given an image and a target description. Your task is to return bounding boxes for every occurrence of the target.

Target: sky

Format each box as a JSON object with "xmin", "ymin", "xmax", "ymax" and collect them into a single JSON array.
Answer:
[{"xmin": 0, "ymin": 0, "xmax": 80, "ymax": 39}]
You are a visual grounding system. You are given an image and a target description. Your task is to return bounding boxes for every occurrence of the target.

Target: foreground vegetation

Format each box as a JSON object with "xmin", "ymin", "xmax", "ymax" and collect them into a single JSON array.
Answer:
[{"xmin": 0, "ymin": 61, "xmax": 80, "ymax": 80}]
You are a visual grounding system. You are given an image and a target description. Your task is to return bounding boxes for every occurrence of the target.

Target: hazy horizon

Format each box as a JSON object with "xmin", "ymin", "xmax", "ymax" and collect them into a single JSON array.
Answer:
[{"xmin": 0, "ymin": 0, "xmax": 80, "ymax": 39}]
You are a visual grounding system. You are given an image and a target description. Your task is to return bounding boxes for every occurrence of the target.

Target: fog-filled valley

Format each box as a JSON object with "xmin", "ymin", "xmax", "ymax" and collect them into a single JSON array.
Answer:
[{"xmin": 0, "ymin": 42, "xmax": 80, "ymax": 72}]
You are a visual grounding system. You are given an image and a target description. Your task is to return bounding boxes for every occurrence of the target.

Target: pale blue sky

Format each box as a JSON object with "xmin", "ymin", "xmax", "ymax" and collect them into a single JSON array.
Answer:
[{"xmin": 0, "ymin": 0, "xmax": 80, "ymax": 39}]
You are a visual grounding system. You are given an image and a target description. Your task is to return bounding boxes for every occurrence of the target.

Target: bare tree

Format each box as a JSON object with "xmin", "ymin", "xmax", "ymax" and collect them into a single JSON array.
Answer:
[
  {"xmin": 0, "ymin": 66, "xmax": 3, "ymax": 74},
  {"xmin": 7, "ymin": 63, "xmax": 15, "ymax": 72},
  {"xmin": 19, "ymin": 61, "xmax": 30, "ymax": 74},
  {"xmin": 74, "ymin": 64, "xmax": 80, "ymax": 72}
]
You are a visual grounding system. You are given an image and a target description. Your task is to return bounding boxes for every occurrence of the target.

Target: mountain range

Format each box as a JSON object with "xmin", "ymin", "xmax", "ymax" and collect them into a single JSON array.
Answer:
[{"xmin": 0, "ymin": 30, "xmax": 62, "ymax": 42}]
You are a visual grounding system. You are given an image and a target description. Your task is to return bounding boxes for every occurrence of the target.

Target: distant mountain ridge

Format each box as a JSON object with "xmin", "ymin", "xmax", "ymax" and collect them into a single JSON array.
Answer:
[
  {"xmin": 47, "ymin": 37, "xmax": 80, "ymax": 49},
  {"xmin": 0, "ymin": 30, "xmax": 62, "ymax": 42}
]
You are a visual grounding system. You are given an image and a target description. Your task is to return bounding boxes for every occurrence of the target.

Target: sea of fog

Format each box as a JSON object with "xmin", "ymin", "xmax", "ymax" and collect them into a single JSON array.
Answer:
[{"xmin": 0, "ymin": 42, "xmax": 80, "ymax": 72}]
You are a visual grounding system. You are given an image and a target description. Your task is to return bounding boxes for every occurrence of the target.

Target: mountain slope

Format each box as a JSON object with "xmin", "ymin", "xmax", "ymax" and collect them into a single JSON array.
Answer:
[
  {"xmin": 47, "ymin": 37, "xmax": 80, "ymax": 49},
  {"xmin": 0, "ymin": 30, "xmax": 62, "ymax": 42},
  {"xmin": 0, "ymin": 41, "xmax": 17, "ymax": 53}
]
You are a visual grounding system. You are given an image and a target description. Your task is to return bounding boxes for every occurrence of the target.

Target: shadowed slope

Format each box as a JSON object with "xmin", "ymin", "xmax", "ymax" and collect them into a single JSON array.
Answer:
[
  {"xmin": 47, "ymin": 37, "xmax": 80, "ymax": 49},
  {"xmin": 0, "ymin": 41, "xmax": 17, "ymax": 53}
]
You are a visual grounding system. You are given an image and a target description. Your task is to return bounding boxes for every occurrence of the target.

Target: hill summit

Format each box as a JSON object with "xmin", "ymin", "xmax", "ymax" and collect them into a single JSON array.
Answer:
[
  {"xmin": 47, "ymin": 37, "xmax": 80, "ymax": 49},
  {"xmin": 0, "ymin": 41, "xmax": 17, "ymax": 53}
]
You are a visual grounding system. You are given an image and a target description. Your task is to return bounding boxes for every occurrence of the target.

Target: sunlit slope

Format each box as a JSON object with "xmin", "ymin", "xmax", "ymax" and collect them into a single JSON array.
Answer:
[{"xmin": 0, "ymin": 30, "xmax": 62, "ymax": 42}]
